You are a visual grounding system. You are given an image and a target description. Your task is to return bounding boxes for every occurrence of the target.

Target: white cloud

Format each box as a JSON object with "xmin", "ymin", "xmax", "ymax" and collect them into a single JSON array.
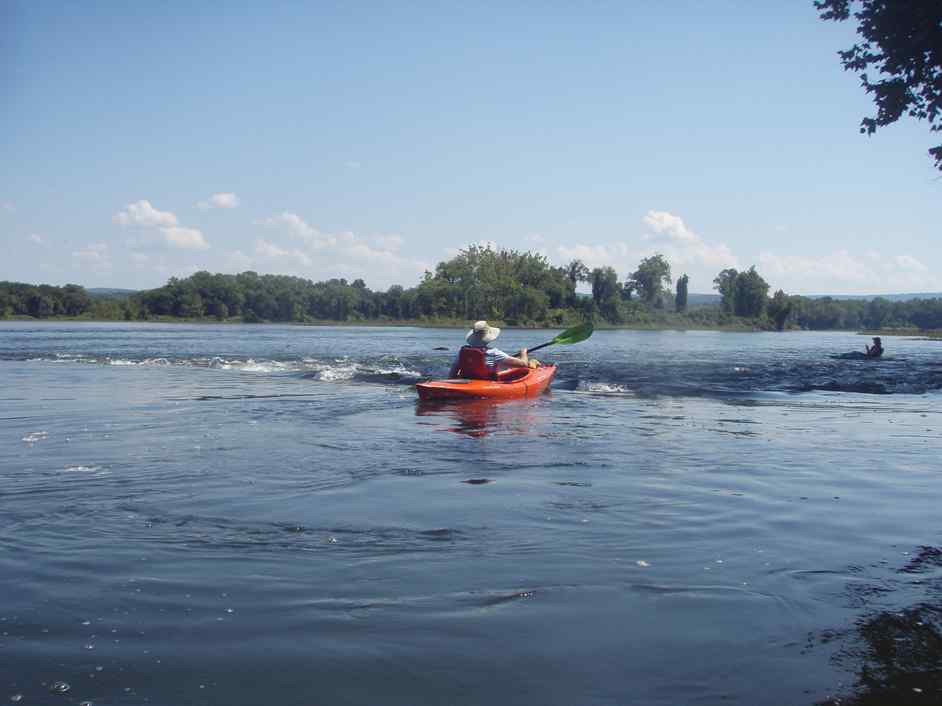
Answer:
[
  {"xmin": 255, "ymin": 238, "xmax": 312, "ymax": 266},
  {"xmin": 642, "ymin": 210, "xmax": 699, "ymax": 244},
  {"xmin": 224, "ymin": 250, "xmax": 253, "ymax": 272},
  {"xmin": 161, "ymin": 226, "xmax": 209, "ymax": 250},
  {"xmin": 758, "ymin": 249, "xmax": 939, "ymax": 294},
  {"xmin": 72, "ymin": 242, "xmax": 108, "ymax": 261},
  {"xmin": 72, "ymin": 242, "xmax": 111, "ymax": 271},
  {"xmin": 196, "ymin": 192, "xmax": 239, "ymax": 210},
  {"xmin": 556, "ymin": 242, "xmax": 635, "ymax": 268},
  {"xmin": 374, "ymin": 234, "xmax": 404, "ymax": 251},
  {"xmin": 28, "ymin": 233, "xmax": 44, "ymax": 245},
  {"xmin": 113, "ymin": 198, "xmax": 211, "ymax": 253},
  {"xmin": 549, "ymin": 209, "xmax": 936, "ymax": 295},
  {"xmin": 553, "ymin": 211, "xmax": 738, "ymax": 291},
  {"xmin": 249, "ymin": 212, "xmax": 430, "ymax": 287},
  {"xmin": 257, "ymin": 211, "xmax": 322, "ymax": 242},
  {"xmin": 640, "ymin": 210, "xmax": 739, "ymax": 270},
  {"xmin": 1, "ymin": 202, "xmax": 14, "ymax": 213},
  {"xmin": 892, "ymin": 254, "xmax": 928, "ymax": 273},
  {"xmin": 130, "ymin": 252, "xmax": 150, "ymax": 265},
  {"xmin": 113, "ymin": 200, "xmax": 178, "ymax": 227}
]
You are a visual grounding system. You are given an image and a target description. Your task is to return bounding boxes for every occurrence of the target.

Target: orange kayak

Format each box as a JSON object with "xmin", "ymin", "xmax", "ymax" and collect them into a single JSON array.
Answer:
[{"xmin": 416, "ymin": 364, "xmax": 557, "ymax": 401}]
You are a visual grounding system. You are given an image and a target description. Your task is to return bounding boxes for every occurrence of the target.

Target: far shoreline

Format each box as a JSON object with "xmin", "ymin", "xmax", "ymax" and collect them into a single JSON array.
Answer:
[
  {"xmin": 0, "ymin": 314, "xmax": 778, "ymax": 332},
  {"xmin": 4, "ymin": 315, "xmax": 937, "ymax": 337}
]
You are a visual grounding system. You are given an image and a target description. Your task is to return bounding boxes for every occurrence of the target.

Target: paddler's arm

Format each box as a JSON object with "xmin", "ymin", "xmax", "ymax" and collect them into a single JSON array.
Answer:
[
  {"xmin": 448, "ymin": 353, "xmax": 461, "ymax": 378},
  {"xmin": 502, "ymin": 348, "xmax": 530, "ymax": 368}
]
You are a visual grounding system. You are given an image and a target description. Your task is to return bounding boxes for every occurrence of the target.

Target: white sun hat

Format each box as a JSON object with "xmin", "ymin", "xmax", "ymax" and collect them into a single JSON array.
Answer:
[{"xmin": 465, "ymin": 320, "xmax": 501, "ymax": 346}]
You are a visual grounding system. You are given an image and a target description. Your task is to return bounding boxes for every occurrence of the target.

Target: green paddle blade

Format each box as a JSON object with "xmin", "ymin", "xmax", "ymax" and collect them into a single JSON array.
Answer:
[{"xmin": 552, "ymin": 321, "xmax": 593, "ymax": 345}]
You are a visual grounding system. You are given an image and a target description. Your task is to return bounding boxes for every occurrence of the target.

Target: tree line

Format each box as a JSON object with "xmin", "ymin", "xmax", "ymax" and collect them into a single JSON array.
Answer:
[{"xmin": 3, "ymin": 246, "xmax": 942, "ymax": 331}]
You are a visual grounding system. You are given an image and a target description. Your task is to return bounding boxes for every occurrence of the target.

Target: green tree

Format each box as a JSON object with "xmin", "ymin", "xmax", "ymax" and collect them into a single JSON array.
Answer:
[
  {"xmin": 863, "ymin": 297, "xmax": 892, "ymax": 329},
  {"xmin": 675, "ymin": 274, "xmax": 689, "ymax": 313},
  {"xmin": 909, "ymin": 298, "xmax": 942, "ymax": 330},
  {"xmin": 565, "ymin": 259, "xmax": 590, "ymax": 287},
  {"xmin": 27, "ymin": 293, "xmax": 54, "ymax": 318},
  {"xmin": 177, "ymin": 289, "xmax": 204, "ymax": 318},
  {"xmin": 628, "ymin": 254, "xmax": 672, "ymax": 304},
  {"xmin": 713, "ymin": 268, "xmax": 739, "ymax": 314},
  {"xmin": 213, "ymin": 302, "xmax": 229, "ymax": 320},
  {"xmin": 61, "ymin": 284, "xmax": 91, "ymax": 316},
  {"xmin": 507, "ymin": 286, "xmax": 550, "ymax": 324},
  {"xmin": 796, "ymin": 297, "xmax": 846, "ymax": 330},
  {"xmin": 816, "ymin": 0, "xmax": 942, "ymax": 171},
  {"xmin": 733, "ymin": 267, "xmax": 770, "ymax": 318},
  {"xmin": 382, "ymin": 285, "xmax": 405, "ymax": 319},
  {"xmin": 410, "ymin": 245, "xmax": 574, "ymax": 322},
  {"xmin": 767, "ymin": 289, "xmax": 793, "ymax": 331},
  {"xmin": 590, "ymin": 266, "xmax": 622, "ymax": 321}
]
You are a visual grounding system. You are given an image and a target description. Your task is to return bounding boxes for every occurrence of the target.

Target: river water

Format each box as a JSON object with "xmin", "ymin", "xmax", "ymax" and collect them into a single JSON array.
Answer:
[{"xmin": 2, "ymin": 322, "xmax": 941, "ymax": 706}]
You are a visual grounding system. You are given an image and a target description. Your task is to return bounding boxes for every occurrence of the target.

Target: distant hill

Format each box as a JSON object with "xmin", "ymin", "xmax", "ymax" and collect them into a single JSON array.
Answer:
[
  {"xmin": 804, "ymin": 292, "xmax": 942, "ymax": 302},
  {"xmin": 688, "ymin": 293, "xmax": 721, "ymax": 305},
  {"xmin": 688, "ymin": 292, "xmax": 942, "ymax": 304},
  {"xmin": 87, "ymin": 288, "xmax": 137, "ymax": 297}
]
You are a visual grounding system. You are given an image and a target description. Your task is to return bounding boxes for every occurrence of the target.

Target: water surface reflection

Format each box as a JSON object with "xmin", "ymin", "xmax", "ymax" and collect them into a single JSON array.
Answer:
[
  {"xmin": 415, "ymin": 397, "xmax": 544, "ymax": 438},
  {"xmin": 813, "ymin": 546, "xmax": 942, "ymax": 705}
]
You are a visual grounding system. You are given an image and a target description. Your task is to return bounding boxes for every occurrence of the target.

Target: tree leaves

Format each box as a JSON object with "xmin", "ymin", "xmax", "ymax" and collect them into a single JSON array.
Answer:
[{"xmin": 817, "ymin": 0, "xmax": 942, "ymax": 170}]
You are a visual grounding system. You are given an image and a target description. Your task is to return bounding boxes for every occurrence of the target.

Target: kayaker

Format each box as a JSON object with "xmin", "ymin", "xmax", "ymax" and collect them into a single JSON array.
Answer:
[
  {"xmin": 865, "ymin": 336, "xmax": 884, "ymax": 358},
  {"xmin": 448, "ymin": 320, "xmax": 539, "ymax": 379}
]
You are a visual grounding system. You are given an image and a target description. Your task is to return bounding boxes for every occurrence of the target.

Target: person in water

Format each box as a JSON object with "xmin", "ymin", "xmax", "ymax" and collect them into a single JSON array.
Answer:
[
  {"xmin": 448, "ymin": 320, "xmax": 539, "ymax": 379},
  {"xmin": 865, "ymin": 336, "xmax": 884, "ymax": 358}
]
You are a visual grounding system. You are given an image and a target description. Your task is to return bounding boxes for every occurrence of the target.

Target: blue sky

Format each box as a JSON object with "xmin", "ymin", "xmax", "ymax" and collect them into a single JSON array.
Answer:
[{"xmin": 2, "ymin": 1, "xmax": 939, "ymax": 294}]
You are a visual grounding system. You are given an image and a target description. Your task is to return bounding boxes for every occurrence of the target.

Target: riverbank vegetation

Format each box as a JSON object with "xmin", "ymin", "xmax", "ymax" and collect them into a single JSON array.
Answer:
[{"xmin": 3, "ymin": 246, "xmax": 942, "ymax": 331}]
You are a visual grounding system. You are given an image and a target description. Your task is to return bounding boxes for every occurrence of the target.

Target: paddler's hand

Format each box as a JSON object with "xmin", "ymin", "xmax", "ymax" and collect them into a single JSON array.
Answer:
[{"xmin": 528, "ymin": 358, "xmax": 540, "ymax": 369}]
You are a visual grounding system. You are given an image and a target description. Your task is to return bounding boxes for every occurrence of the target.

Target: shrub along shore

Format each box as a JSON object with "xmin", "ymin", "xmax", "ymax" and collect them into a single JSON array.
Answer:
[{"xmin": 4, "ymin": 246, "xmax": 942, "ymax": 332}]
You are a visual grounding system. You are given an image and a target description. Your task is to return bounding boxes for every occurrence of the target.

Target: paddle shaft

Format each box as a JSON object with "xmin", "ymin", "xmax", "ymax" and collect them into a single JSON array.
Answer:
[{"xmin": 526, "ymin": 340, "xmax": 555, "ymax": 355}]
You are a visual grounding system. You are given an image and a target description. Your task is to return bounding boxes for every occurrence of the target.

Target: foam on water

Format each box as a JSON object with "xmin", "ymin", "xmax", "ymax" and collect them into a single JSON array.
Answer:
[
  {"xmin": 4, "ymin": 325, "xmax": 942, "ymax": 397},
  {"xmin": 10, "ymin": 351, "xmax": 425, "ymax": 386},
  {"xmin": 60, "ymin": 464, "xmax": 110, "ymax": 478},
  {"xmin": 577, "ymin": 381, "xmax": 633, "ymax": 395},
  {"xmin": 313, "ymin": 364, "xmax": 359, "ymax": 382},
  {"xmin": 232, "ymin": 359, "xmax": 294, "ymax": 373}
]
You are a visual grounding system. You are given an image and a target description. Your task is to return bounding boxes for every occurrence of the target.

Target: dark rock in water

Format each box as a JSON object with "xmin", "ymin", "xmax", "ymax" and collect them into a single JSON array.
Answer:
[
  {"xmin": 832, "ymin": 352, "xmax": 870, "ymax": 360},
  {"xmin": 899, "ymin": 546, "xmax": 942, "ymax": 574},
  {"xmin": 799, "ymin": 381, "xmax": 889, "ymax": 394},
  {"xmin": 463, "ymin": 478, "xmax": 493, "ymax": 485},
  {"xmin": 434, "ymin": 346, "xmax": 448, "ymax": 350},
  {"xmin": 420, "ymin": 528, "xmax": 456, "ymax": 538}
]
